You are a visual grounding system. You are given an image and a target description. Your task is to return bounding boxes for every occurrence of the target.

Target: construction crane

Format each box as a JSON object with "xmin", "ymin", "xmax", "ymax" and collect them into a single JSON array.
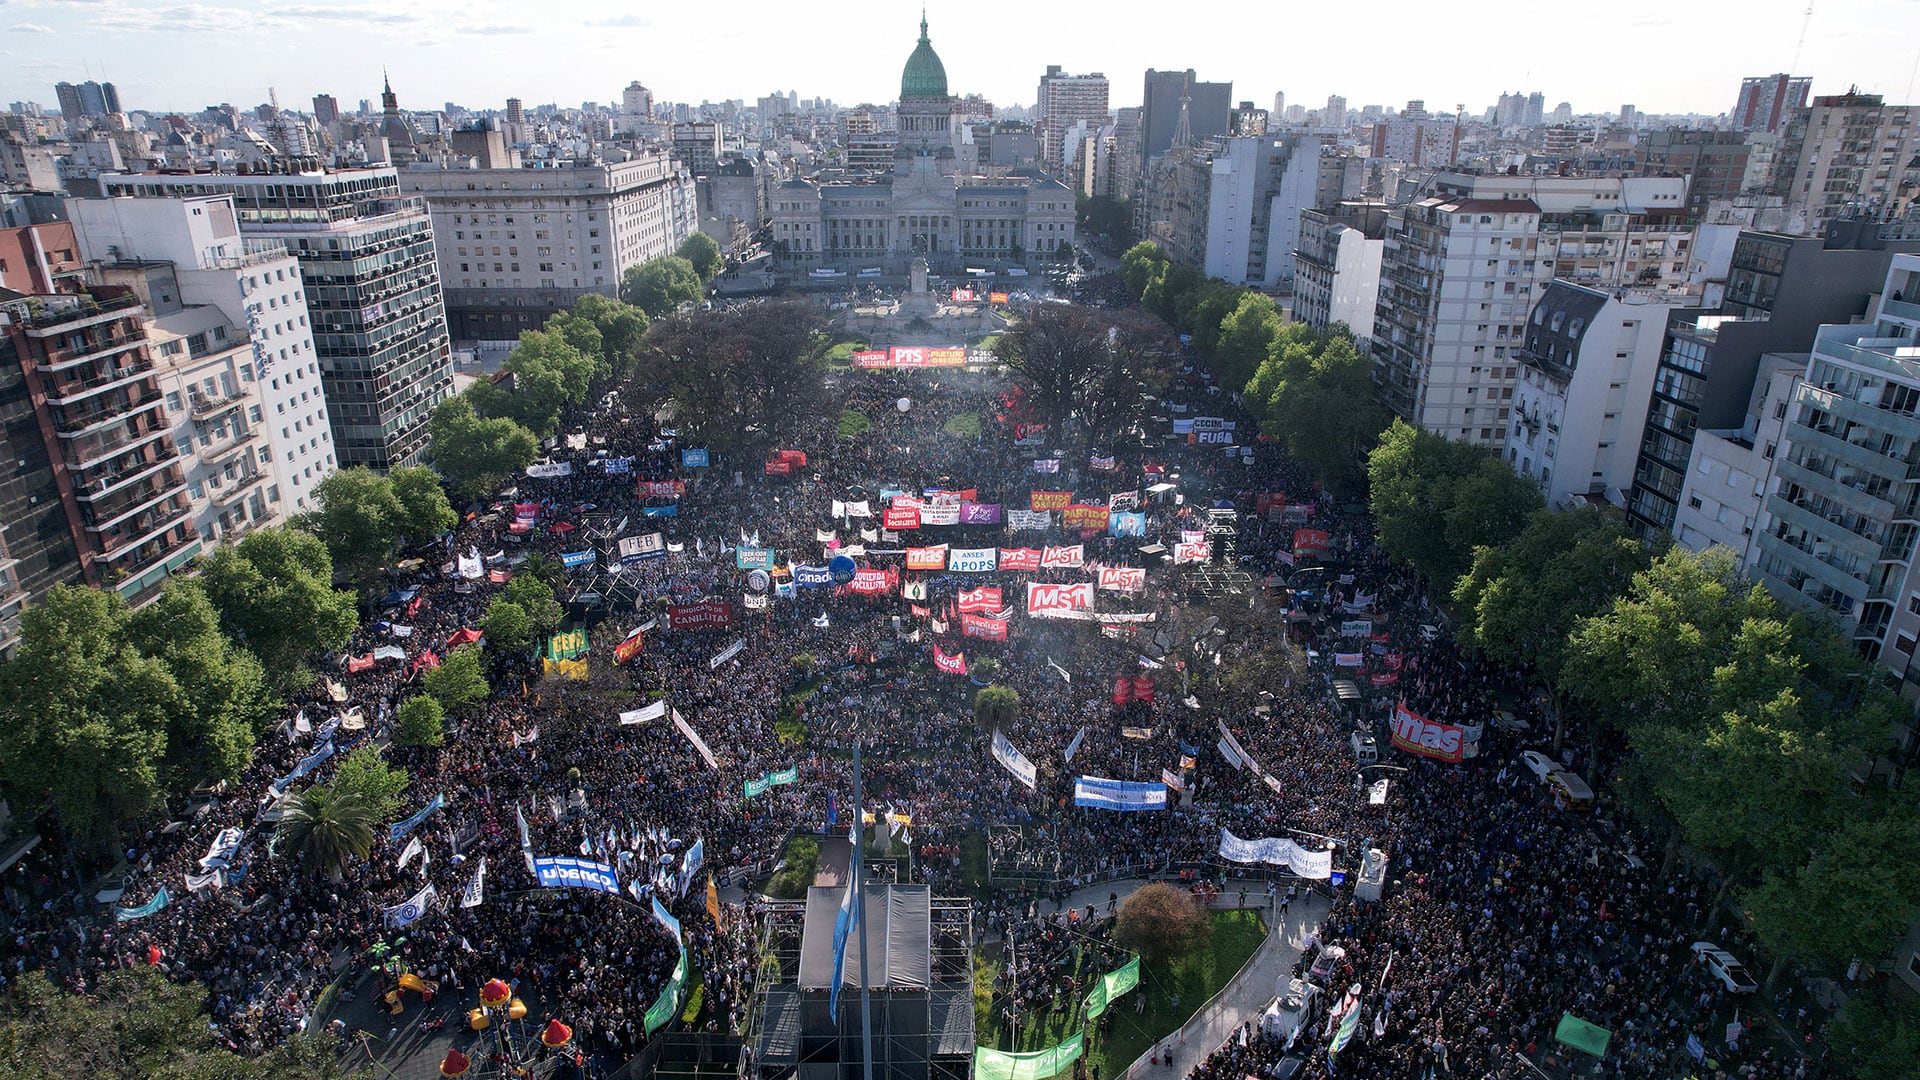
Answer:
[{"xmin": 1789, "ymin": 1, "xmax": 1815, "ymax": 75}]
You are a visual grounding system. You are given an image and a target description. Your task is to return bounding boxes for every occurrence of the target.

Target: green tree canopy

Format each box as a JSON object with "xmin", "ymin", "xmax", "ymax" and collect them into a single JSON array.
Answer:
[
  {"xmin": 1119, "ymin": 241, "xmax": 1168, "ymax": 297},
  {"xmin": 993, "ymin": 305, "xmax": 1173, "ymax": 450},
  {"xmin": 677, "ymin": 231, "xmax": 723, "ymax": 280},
  {"xmin": 297, "ymin": 467, "xmax": 406, "ymax": 588},
  {"xmin": 1210, "ymin": 292, "xmax": 1284, "ymax": 391},
  {"xmin": 200, "ymin": 527, "xmax": 358, "ymax": 686},
  {"xmin": 1367, "ymin": 419, "xmax": 1543, "ymax": 587},
  {"xmin": 1450, "ymin": 506, "xmax": 1654, "ymax": 687},
  {"xmin": 570, "ymin": 293, "xmax": 650, "ymax": 383},
  {"xmin": 274, "ymin": 782, "xmax": 376, "ymax": 882},
  {"xmin": 125, "ymin": 580, "xmax": 275, "ymax": 791},
  {"xmin": 422, "ymin": 644, "xmax": 489, "ymax": 715},
  {"xmin": 502, "ymin": 571, "xmax": 563, "ymax": 640},
  {"xmin": 428, "ymin": 394, "xmax": 540, "ymax": 501},
  {"xmin": 637, "ymin": 301, "xmax": 827, "ymax": 460},
  {"xmin": 973, "ymin": 685, "xmax": 1020, "ymax": 730},
  {"xmin": 329, "ymin": 743, "xmax": 410, "ymax": 820},
  {"xmin": 392, "ymin": 693, "xmax": 447, "ymax": 748},
  {"xmin": 621, "ymin": 255, "xmax": 705, "ymax": 317},
  {"xmin": 468, "ymin": 328, "xmax": 598, "ymax": 436},
  {"xmin": 0, "ymin": 586, "xmax": 180, "ymax": 849},
  {"xmin": 481, "ymin": 597, "xmax": 533, "ymax": 654},
  {"xmin": 1244, "ymin": 327, "xmax": 1391, "ymax": 490},
  {"xmin": 1745, "ymin": 792, "xmax": 1920, "ymax": 977}
]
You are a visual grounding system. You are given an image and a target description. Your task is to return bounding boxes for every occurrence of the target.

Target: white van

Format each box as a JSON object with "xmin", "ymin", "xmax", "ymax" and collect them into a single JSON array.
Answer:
[{"xmin": 1348, "ymin": 732, "xmax": 1378, "ymax": 765}]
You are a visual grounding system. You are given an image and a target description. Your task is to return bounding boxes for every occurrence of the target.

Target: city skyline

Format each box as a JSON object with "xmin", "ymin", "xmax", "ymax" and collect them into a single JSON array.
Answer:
[{"xmin": 3, "ymin": 0, "xmax": 1918, "ymax": 119}]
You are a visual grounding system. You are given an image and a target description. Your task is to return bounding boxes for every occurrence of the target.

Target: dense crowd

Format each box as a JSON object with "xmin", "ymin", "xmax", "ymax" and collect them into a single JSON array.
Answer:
[{"xmin": 0, "ymin": 338, "xmax": 1814, "ymax": 1080}]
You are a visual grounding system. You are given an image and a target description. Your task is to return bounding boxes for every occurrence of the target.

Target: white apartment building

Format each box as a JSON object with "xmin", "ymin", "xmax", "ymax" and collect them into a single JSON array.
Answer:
[
  {"xmin": 1035, "ymin": 66, "xmax": 1109, "ymax": 179},
  {"xmin": 1775, "ymin": 91, "xmax": 1919, "ymax": 235},
  {"xmin": 1201, "ymin": 135, "xmax": 1321, "ymax": 289},
  {"xmin": 400, "ymin": 152, "xmax": 696, "ymax": 345},
  {"xmin": 1293, "ymin": 205, "xmax": 1384, "ymax": 341},
  {"xmin": 1505, "ymin": 281, "xmax": 1676, "ymax": 506},
  {"xmin": 66, "ymin": 194, "xmax": 336, "ymax": 536},
  {"xmin": 1372, "ymin": 173, "xmax": 1696, "ymax": 448},
  {"xmin": 1670, "ymin": 352, "xmax": 1802, "ymax": 560}
]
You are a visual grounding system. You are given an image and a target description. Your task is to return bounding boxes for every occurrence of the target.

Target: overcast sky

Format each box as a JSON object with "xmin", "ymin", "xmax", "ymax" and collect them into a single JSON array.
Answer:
[{"xmin": 3, "ymin": 0, "xmax": 1917, "ymax": 118}]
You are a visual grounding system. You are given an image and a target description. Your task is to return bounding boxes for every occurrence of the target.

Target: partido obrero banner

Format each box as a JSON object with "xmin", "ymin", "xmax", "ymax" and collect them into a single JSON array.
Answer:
[{"xmin": 1072, "ymin": 776, "xmax": 1167, "ymax": 811}]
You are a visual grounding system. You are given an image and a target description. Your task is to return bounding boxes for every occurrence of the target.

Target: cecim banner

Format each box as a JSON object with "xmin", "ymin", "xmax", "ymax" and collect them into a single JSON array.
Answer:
[
  {"xmin": 1390, "ymin": 702, "xmax": 1466, "ymax": 763},
  {"xmin": 999, "ymin": 547, "xmax": 1042, "ymax": 570},
  {"xmin": 1027, "ymin": 582, "xmax": 1094, "ymax": 618}
]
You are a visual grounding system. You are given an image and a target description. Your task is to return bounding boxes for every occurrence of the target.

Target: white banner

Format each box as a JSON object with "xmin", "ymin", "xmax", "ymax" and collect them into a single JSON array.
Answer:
[
  {"xmin": 1006, "ymin": 509, "xmax": 1053, "ymax": 531},
  {"xmin": 1097, "ymin": 567, "xmax": 1146, "ymax": 592},
  {"xmin": 991, "ymin": 730, "xmax": 1038, "ymax": 790},
  {"xmin": 673, "ymin": 708, "xmax": 719, "ymax": 769},
  {"xmin": 709, "ymin": 638, "xmax": 746, "ymax": 669},
  {"xmin": 461, "ymin": 857, "xmax": 488, "ymax": 908},
  {"xmin": 1073, "ymin": 776, "xmax": 1168, "ymax": 811},
  {"xmin": 1063, "ymin": 726, "xmax": 1086, "ymax": 762},
  {"xmin": 845, "ymin": 500, "xmax": 873, "ymax": 518},
  {"xmin": 1217, "ymin": 829, "xmax": 1333, "ymax": 879},
  {"xmin": 619, "ymin": 701, "xmax": 668, "ymax": 725},
  {"xmin": 1040, "ymin": 544, "xmax": 1084, "ymax": 569},
  {"xmin": 1026, "ymin": 582, "xmax": 1094, "ymax": 617},
  {"xmin": 919, "ymin": 503, "xmax": 961, "ymax": 526},
  {"xmin": 948, "ymin": 547, "xmax": 998, "ymax": 573},
  {"xmin": 525, "ymin": 461, "xmax": 573, "ymax": 478}
]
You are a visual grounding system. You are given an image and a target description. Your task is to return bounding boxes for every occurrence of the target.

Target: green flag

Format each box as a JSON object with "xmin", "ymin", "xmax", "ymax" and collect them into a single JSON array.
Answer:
[
  {"xmin": 973, "ymin": 1032, "xmax": 1084, "ymax": 1080},
  {"xmin": 1553, "ymin": 1013, "xmax": 1611, "ymax": 1058},
  {"xmin": 1083, "ymin": 956, "xmax": 1140, "ymax": 1019},
  {"xmin": 643, "ymin": 944, "xmax": 689, "ymax": 1033}
]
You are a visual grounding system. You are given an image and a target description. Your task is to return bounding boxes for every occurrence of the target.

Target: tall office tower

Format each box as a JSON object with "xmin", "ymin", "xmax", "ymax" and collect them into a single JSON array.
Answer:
[
  {"xmin": 1731, "ymin": 73, "xmax": 1812, "ymax": 132},
  {"xmin": 311, "ymin": 94, "xmax": 340, "ymax": 126},
  {"xmin": 1323, "ymin": 95, "xmax": 1347, "ymax": 131},
  {"xmin": 1035, "ymin": 65, "xmax": 1110, "ymax": 178},
  {"xmin": 505, "ymin": 97, "xmax": 525, "ymax": 126},
  {"xmin": 1525, "ymin": 92, "xmax": 1545, "ymax": 127},
  {"xmin": 102, "ymin": 165, "xmax": 454, "ymax": 471},
  {"xmin": 1272, "ymin": 92, "xmax": 1285, "ymax": 119},
  {"xmin": 54, "ymin": 80, "xmax": 114, "ymax": 121},
  {"xmin": 622, "ymin": 82, "xmax": 653, "ymax": 119},
  {"xmin": 1140, "ymin": 69, "xmax": 1232, "ymax": 167}
]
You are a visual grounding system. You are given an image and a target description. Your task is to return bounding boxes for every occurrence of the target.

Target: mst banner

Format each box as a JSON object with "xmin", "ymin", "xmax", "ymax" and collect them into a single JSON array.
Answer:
[{"xmin": 1027, "ymin": 582, "xmax": 1095, "ymax": 617}]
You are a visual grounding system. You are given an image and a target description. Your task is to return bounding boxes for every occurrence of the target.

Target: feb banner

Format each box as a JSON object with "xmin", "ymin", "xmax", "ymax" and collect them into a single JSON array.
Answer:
[
  {"xmin": 992, "ymin": 730, "xmax": 1038, "ymax": 790},
  {"xmin": 1073, "ymin": 776, "xmax": 1167, "ymax": 811},
  {"xmin": 1098, "ymin": 567, "xmax": 1146, "ymax": 592},
  {"xmin": 1030, "ymin": 490, "xmax": 1073, "ymax": 512},
  {"xmin": 962, "ymin": 613, "xmax": 1009, "ymax": 641},
  {"xmin": 1390, "ymin": 702, "xmax": 1466, "ymax": 763},
  {"xmin": 999, "ymin": 547, "xmax": 1042, "ymax": 570},
  {"xmin": 906, "ymin": 545, "xmax": 949, "ymax": 571},
  {"xmin": 534, "ymin": 856, "xmax": 620, "ymax": 895},
  {"xmin": 948, "ymin": 547, "xmax": 998, "ymax": 573},
  {"xmin": 1027, "ymin": 582, "xmax": 1094, "ymax": 617},
  {"xmin": 1217, "ymin": 829, "xmax": 1334, "ymax": 878},
  {"xmin": 619, "ymin": 533, "xmax": 666, "ymax": 565},
  {"xmin": 668, "ymin": 601, "xmax": 735, "ymax": 630},
  {"xmin": 1040, "ymin": 544, "xmax": 1084, "ymax": 569},
  {"xmin": 960, "ymin": 501, "xmax": 1003, "ymax": 525},
  {"xmin": 957, "ymin": 585, "xmax": 1003, "ymax": 613}
]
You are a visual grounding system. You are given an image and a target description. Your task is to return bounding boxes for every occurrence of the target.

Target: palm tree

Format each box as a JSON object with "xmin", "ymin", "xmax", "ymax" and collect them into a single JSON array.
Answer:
[
  {"xmin": 973, "ymin": 684, "xmax": 1020, "ymax": 731},
  {"xmin": 275, "ymin": 783, "xmax": 377, "ymax": 882}
]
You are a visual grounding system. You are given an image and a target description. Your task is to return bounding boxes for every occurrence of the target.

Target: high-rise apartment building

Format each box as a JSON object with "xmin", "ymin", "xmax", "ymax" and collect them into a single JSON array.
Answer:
[
  {"xmin": 1323, "ymin": 95, "xmax": 1348, "ymax": 132},
  {"xmin": 67, "ymin": 193, "xmax": 336, "ymax": 526},
  {"xmin": 1642, "ymin": 129, "xmax": 1765, "ymax": 221},
  {"xmin": 0, "ymin": 307, "xmax": 84, "ymax": 654},
  {"xmin": 1774, "ymin": 91, "xmax": 1920, "ymax": 234},
  {"xmin": 1368, "ymin": 101, "xmax": 1459, "ymax": 167},
  {"xmin": 1294, "ymin": 203, "xmax": 1387, "ymax": 342},
  {"xmin": 1198, "ymin": 134, "xmax": 1324, "ymax": 288},
  {"xmin": 101, "ymin": 165, "xmax": 454, "ymax": 470},
  {"xmin": 1035, "ymin": 66, "xmax": 1109, "ymax": 179},
  {"xmin": 1140, "ymin": 69, "xmax": 1232, "ymax": 168},
  {"xmin": 505, "ymin": 98, "xmax": 525, "ymax": 127},
  {"xmin": 53, "ymin": 81, "xmax": 118, "ymax": 122},
  {"xmin": 311, "ymin": 94, "xmax": 341, "ymax": 126},
  {"xmin": 1731, "ymin": 74, "xmax": 1811, "ymax": 133},
  {"xmin": 1371, "ymin": 173, "xmax": 1695, "ymax": 447},
  {"xmin": 401, "ymin": 152, "xmax": 698, "ymax": 344}
]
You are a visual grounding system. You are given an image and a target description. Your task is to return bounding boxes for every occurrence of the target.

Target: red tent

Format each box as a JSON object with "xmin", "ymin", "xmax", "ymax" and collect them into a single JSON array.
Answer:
[{"xmin": 447, "ymin": 627, "xmax": 484, "ymax": 648}]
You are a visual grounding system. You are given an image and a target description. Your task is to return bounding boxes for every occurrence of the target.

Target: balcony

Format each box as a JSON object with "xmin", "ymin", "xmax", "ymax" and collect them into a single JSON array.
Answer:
[
  {"xmin": 37, "ymin": 330, "xmax": 146, "ymax": 372},
  {"xmin": 53, "ymin": 391, "xmax": 165, "ymax": 440},
  {"xmin": 42, "ymin": 359, "xmax": 157, "ymax": 403},
  {"xmin": 188, "ymin": 390, "xmax": 246, "ymax": 421},
  {"xmin": 218, "ymin": 469, "xmax": 266, "ymax": 504},
  {"xmin": 1773, "ymin": 456, "xmax": 1896, "ymax": 522},
  {"xmin": 1764, "ymin": 493, "xmax": 1880, "ymax": 563},
  {"xmin": 1754, "ymin": 529, "xmax": 1870, "ymax": 600},
  {"xmin": 96, "ymin": 503, "xmax": 192, "ymax": 558},
  {"xmin": 77, "ymin": 446, "xmax": 180, "ymax": 499},
  {"xmin": 18, "ymin": 293, "xmax": 142, "ymax": 338},
  {"xmin": 63, "ymin": 426, "xmax": 171, "ymax": 472},
  {"xmin": 1882, "ymin": 297, "xmax": 1920, "ymax": 324},
  {"xmin": 82, "ymin": 479, "xmax": 186, "ymax": 534}
]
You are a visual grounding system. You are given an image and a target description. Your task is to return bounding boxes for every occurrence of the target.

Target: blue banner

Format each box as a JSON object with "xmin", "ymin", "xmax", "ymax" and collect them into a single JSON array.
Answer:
[
  {"xmin": 534, "ymin": 856, "xmax": 620, "ymax": 895},
  {"xmin": 680, "ymin": 837, "xmax": 704, "ymax": 898},
  {"xmin": 681, "ymin": 448, "xmax": 710, "ymax": 467},
  {"xmin": 1110, "ymin": 511, "xmax": 1147, "ymax": 537},
  {"xmin": 604, "ymin": 456, "xmax": 634, "ymax": 475},
  {"xmin": 387, "ymin": 793, "xmax": 445, "ymax": 845},
  {"xmin": 651, "ymin": 894, "xmax": 682, "ymax": 939},
  {"xmin": 793, "ymin": 564, "xmax": 835, "ymax": 589},
  {"xmin": 271, "ymin": 739, "xmax": 335, "ymax": 793},
  {"xmin": 642, "ymin": 505, "xmax": 679, "ymax": 518},
  {"xmin": 1072, "ymin": 776, "xmax": 1168, "ymax": 812},
  {"xmin": 115, "ymin": 887, "xmax": 169, "ymax": 922},
  {"xmin": 735, "ymin": 547, "xmax": 774, "ymax": 570},
  {"xmin": 561, "ymin": 549, "xmax": 598, "ymax": 567}
]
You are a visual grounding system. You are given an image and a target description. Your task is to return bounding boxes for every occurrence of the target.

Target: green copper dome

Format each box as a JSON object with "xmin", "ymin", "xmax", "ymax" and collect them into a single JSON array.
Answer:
[{"xmin": 900, "ymin": 15, "xmax": 948, "ymax": 100}]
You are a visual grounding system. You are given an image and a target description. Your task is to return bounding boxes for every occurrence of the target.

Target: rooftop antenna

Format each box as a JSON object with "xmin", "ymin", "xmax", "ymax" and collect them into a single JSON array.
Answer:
[{"xmin": 1789, "ymin": 1, "xmax": 1815, "ymax": 74}]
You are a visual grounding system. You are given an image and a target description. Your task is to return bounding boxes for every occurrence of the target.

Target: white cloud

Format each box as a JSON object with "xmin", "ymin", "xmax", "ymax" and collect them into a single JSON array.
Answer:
[{"xmin": 9, "ymin": 21, "xmax": 54, "ymax": 31}]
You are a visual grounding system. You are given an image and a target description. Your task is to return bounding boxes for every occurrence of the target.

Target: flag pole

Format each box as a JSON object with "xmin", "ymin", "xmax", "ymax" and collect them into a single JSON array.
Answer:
[{"xmin": 854, "ymin": 736, "xmax": 874, "ymax": 1080}]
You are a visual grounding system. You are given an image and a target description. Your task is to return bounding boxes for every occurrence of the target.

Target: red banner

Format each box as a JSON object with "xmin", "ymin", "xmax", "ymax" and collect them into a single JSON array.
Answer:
[
  {"xmin": 764, "ymin": 460, "xmax": 791, "ymax": 475},
  {"xmin": 989, "ymin": 291, "xmax": 1010, "ymax": 304},
  {"xmin": 1389, "ymin": 702, "xmax": 1465, "ymax": 763},
  {"xmin": 1293, "ymin": 528, "xmax": 1331, "ymax": 554},
  {"xmin": 1112, "ymin": 672, "xmax": 1134, "ymax": 705},
  {"xmin": 448, "ymin": 627, "xmax": 484, "ymax": 648},
  {"xmin": 1062, "ymin": 505, "xmax": 1110, "ymax": 531},
  {"xmin": 1030, "ymin": 490, "xmax": 1073, "ymax": 511},
  {"xmin": 957, "ymin": 586, "xmax": 1003, "ymax": 613},
  {"xmin": 1370, "ymin": 672, "xmax": 1399, "ymax": 687},
  {"xmin": 883, "ymin": 506, "xmax": 920, "ymax": 530},
  {"xmin": 1098, "ymin": 567, "xmax": 1146, "ymax": 592},
  {"xmin": 347, "ymin": 654, "xmax": 376, "ymax": 673},
  {"xmin": 906, "ymin": 545, "xmax": 948, "ymax": 570},
  {"xmin": 999, "ymin": 547, "xmax": 1042, "ymax": 571},
  {"xmin": 851, "ymin": 350, "xmax": 890, "ymax": 368},
  {"xmin": 933, "ymin": 645, "xmax": 968, "ymax": 674},
  {"xmin": 777, "ymin": 450, "xmax": 808, "ymax": 466},
  {"xmin": 614, "ymin": 633, "xmax": 644, "ymax": 666},
  {"xmin": 849, "ymin": 569, "xmax": 891, "ymax": 594},
  {"xmin": 667, "ymin": 601, "xmax": 735, "ymax": 631},
  {"xmin": 961, "ymin": 613, "xmax": 1008, "ymax": 641},
  {"xmin": 1026, "ymin": 582, "xmax": 1094, "ymax": 617},
  {"xmin": 1040, "ymin": 545, "xmax": 1084, "ymax": 570},
  {"xmin": 1132, "ymin": 676, "xmax": 1155, "ymax": 703}
]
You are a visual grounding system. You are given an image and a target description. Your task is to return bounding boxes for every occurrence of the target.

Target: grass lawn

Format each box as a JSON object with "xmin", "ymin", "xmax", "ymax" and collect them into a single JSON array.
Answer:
[
  {"xmin": 943, "ymin": 411, "xmax": 984, "ymax": 439},
  {"xmin": 823, "ymin": 339, "xmax": 869, "ymax": 370},
  {"xmin": 974, "ymin": 908, "xmax": 1267, "ymax": 1079}
]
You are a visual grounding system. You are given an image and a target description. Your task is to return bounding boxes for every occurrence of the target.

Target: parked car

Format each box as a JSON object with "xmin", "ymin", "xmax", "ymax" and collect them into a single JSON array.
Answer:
[
  {"xmin": 1519, "ymin": 750, "xmax": 1559, "ymax": 782},
  {"xmin": 1691, "ymin": 942, "xmax": 1759, "ymax": 993},
  {"xmin": 1305, "ymin": 944, "xmax": 1347, "ymax": 987}
]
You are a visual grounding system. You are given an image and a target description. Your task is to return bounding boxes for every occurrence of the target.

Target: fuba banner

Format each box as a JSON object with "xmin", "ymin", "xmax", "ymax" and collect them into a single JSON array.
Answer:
[
  {"xmin": 1072, "ymin": 776, "xmax": 1167, "ymax": 811},
  {"xmin": 1216, "ymin": 828, "xmax": 1333, "ymax": 879}
]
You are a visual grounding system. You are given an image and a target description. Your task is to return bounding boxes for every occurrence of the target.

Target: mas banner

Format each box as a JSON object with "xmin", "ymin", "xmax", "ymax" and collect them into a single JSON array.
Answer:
[
  {"xmin": 948, "ymin": 547, "xmax": 997, "ymax": 573},
  {"xmin": 533, "ymin": 856, "xmax": 620, "ymax": 895},
  {"xmin": 1217, "ymin": 828, "xmax": 1334, "ymax": 879},
  {"xmin": 1073, "ymin": 776, "xmax": 1168, "ymax": 811},
  {"xmin": 1027, "ymin": 582, "xmax": 1094, "ymax": 617},
  {"xmin": 1030, "ymin": 491, "xmax": 1073, "ymax": 512},
  {"xmin": 991, "ymin": 730, "xmax": 1038, "ymax": 790},
  {"xmin": 1390, "ymin": 702, "xmax": 1466, "ymax": 763},
  {"xmin": 906, "ymin": 545, "xmax": 949, "ymax": 571}
]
